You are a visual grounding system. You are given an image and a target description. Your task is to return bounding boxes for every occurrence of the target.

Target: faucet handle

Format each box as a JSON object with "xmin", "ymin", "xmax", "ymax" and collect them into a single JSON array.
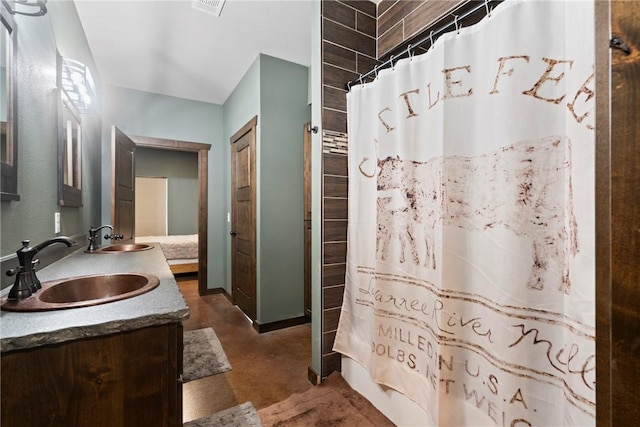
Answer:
[
  {"xmin": 6, "ymin": 266, "xmax": 23, "ymax": 277},
  {"xmin": 104, "ymin": 233, "xmax": 124, "ymax": 240}
]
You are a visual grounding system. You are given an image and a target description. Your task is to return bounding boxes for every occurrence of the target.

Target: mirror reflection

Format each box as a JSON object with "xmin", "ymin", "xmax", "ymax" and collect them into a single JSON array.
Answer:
[
  {"xmin": 1, "ymin": 10, "xmax": 9, "ymax": 162},
  {"xmin": 61, "ymin": 91, "xmax": 81, "ymax": 187},
  {"xmin": 1, "ymin": 3, "xmax": 18, "ymax": 200},
  {"xmin": 58, "ymin": 72, "xmax": 83, "ymax": 207}
]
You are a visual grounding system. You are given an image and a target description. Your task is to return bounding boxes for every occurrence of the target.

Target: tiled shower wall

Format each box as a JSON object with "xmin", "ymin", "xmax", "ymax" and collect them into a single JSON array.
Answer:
[
  {"xmin": 377, "ymin": 0, "xmax": 466, "ymax": 57},
  {"xmin": 319, "ymin": 0, "xmax": 470, "ymax": 378},
  {"xmin": 320, "ymin": 0, "xmax": 377, "ymax": 377}
]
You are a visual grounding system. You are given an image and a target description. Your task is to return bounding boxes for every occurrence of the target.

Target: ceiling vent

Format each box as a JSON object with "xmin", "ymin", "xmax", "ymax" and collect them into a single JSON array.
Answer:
[{"xmin": 192, "ymin": 0, "xmax": 226, "ymax": 17}]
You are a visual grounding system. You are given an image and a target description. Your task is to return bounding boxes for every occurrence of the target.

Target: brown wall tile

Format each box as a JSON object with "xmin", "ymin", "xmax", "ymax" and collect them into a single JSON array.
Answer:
[
  {"xmin": 324, "ymin": 85, "xmax": 348, "ymax": 112},
  {"xmin": 357, "ymin": 53, "xmax": 380, "ymax": 75},
  {"xmin": 324, "ymin": 41, "xmax": 357, "ymax": 71},
  {"xmin": 323, "ymin": 263, "xmax": 346, "ymax": 287},
  {"xmin": 324, "ymin": 0, "xmax": 356, "ymax": 28},
  {"xmin": 323, "ymin": 19, "xmax": 376, "ymax": 58},
  {"xmin": 378, "ymin": 20, "xmax": 404, "ymax": 57},
  {"xmin": 340, "ymin": 0, "xmax": 376, "ymax": 17},
  {"xmin": 322, "ymin": 352, "xmax": 341, "ymax": 377},
  {"xmin": 324, "ymin": 175, "xmax": 348, "ymax": 198},
  {"xmin": 323, "ymin": 307, "xmax": 342, "ymax": 332},
  {"xmin": 324, "ymin": 285, "xmax": 345, "ymax": 309},
  {"xmin": 324, "ymin": 241, "xmax": 347, "ymax": 264},
  {"xmin": 324, "ymin": 197, "xmax": 348, "ymax": 219},
  {"xmin": 323, "ymin": 63, "xmax": 359, "ymax": 90},
  {"xmin": 378, "ymin": 0, "xmax": 422, "ymax": 36},
  {"xmin": 404, "ymin": 1, "xmax": 464, "ymax": 41},
  {"xmin": 324, "ymin": 153, "xmax": 348, "ymax": 176},
  {"xmin": 356, "ymin": 10, "xmax": 377, "ymax": 36},
  {"xmin": 322, "ymin": 331, "xmax": 337, "ymax": 354},
  {"xmin": 322, "ymin": 108, "xmax": 347, "ymax": 133},
  {"xmin": 378, "ymin": 0, "xmax": 397, "ymax": 17},
  {"xmin": 324, "ymin": 220, "xmax": 348, "ymax": 242}
]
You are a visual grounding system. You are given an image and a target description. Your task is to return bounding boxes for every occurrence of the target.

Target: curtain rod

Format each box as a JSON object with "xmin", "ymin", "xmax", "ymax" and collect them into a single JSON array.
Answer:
[{"xmin": 345, "ymin": 0, "xmax": 502, "ymax": 91}]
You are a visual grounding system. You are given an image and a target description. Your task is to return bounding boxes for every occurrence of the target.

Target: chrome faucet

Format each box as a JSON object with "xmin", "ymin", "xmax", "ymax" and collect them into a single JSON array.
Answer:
[
  {"xmin": 5, "ymin": 237, "xmax": 77, "ymax": 300},
  {"xmin": 86, "ymin": 225, "xmax": 123, "ymax": 252}
]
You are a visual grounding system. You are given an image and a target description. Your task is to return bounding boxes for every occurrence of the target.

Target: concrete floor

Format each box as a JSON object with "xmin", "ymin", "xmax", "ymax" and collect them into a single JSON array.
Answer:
[{"xmin": 178, "ymin": 274, "xmax": 313, "ymax": 423}]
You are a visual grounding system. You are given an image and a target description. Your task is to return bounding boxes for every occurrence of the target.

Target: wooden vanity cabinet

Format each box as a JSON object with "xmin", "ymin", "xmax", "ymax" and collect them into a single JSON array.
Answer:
[{"xmin": 1, "ymin": 322, "xmax": 183, "ymax": 427}]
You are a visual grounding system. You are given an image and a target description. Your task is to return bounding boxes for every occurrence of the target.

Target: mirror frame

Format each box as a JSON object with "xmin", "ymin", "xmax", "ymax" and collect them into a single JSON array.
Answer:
[
  {"xmin": 1, "ymin": 2, "xmax": 19, "ymax": 201},
  {"xmin": 57, "ymin": 52, "xmax": 83, "ymax": 207}
]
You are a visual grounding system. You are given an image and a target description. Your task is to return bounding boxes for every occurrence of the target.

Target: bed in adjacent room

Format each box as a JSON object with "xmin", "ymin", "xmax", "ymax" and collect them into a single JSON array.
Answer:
[{"xmin": 136, "ymin": 234, "xmax": 198, "ymax": 275}]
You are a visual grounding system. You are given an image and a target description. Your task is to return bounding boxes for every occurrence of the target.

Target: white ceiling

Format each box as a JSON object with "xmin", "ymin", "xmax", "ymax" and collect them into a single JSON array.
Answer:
[{"xmin": 74, "ymin": 0, "xmax": 314, "ymax": 105}]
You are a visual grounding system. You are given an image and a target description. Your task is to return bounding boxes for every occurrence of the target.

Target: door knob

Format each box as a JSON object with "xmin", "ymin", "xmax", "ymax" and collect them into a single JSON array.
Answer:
[{"xmin": 230, "ymin": 231, "xmax": 237, "ymax": 236}]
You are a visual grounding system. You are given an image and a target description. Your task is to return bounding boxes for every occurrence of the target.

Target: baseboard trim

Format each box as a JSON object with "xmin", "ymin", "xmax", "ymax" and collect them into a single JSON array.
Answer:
[
  {"xmin": 203, "ymin": 287, "xmax": 226, "ymax": 295},
  {"xmin": 252, "ymin": 315, "xmax": 310, "ymax": 334}
]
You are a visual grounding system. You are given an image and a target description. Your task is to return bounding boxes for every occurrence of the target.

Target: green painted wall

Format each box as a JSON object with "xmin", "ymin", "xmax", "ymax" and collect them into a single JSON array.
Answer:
[
  {"xmin": 224, "ymin": 54, "xmax": 311, "ymax": 324},
  {"xmin": 135, "ymin": 147, "xmax": 198, "ymax": 235},
  {"xmin": 258, "ymin": 54, "xmax": 310, "ymax": 324},
  {"xmin": 101, "ymin": 86, "xmax": 226, "ymax": 288},
  {"xmin": 221, "ymin": 54, "xmax": 310, "ymax": 325},
  {"xmin": 222, "ymin": 56, "xmax": 261, "ymax": 297},
  {"xmin": 1, "ymin": 2, "xmax": 102, "ymax": 287}
]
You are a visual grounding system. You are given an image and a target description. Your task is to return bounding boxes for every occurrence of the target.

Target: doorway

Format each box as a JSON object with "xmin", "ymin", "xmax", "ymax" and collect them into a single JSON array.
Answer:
[
  {"xmin": 111, "ymin": 126, "xmax": 212, "ymax": 295},
  {"xmin": 135, "ymin": 177, "xmax": 168, "ymax": 236}
]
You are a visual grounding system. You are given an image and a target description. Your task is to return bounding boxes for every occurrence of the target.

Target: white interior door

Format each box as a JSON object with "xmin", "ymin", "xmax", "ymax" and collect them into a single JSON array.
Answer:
[{"xmin": 135, "ymin": 176, "xmax": 167, "ymax": 236}]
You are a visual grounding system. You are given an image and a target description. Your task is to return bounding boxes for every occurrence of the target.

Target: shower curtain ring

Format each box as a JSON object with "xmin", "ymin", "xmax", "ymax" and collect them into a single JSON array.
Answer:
[
  {"xmin": 454, "ymin": 15, "xmax": 460, "ymax": 34},
  {"xmin": 390, "ymin": 55, "xmax": 395, "ymax": 69},
  {"xmin": 484, "ymin": 0, "xmax": 492, "ymax": 17},
  {"xmin": 429, "ymin": 31, "xmax": 435, "ymax": 49},
  {"xmin": 359, "ymin": 75, "xmax": 364, "ymax": 86},
  {"xmin": 407, "ymin": 44, "xmax": 413, "ymax": 60},
  {"xmin": 373, "ymin": 64, "xmax": 378, "ymax": 78}
]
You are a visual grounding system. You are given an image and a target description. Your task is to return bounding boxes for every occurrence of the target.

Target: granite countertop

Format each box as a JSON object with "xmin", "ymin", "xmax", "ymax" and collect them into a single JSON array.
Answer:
[{"xmin": 0, "ymin": 244, "xmax": 190, "ymax": 353}]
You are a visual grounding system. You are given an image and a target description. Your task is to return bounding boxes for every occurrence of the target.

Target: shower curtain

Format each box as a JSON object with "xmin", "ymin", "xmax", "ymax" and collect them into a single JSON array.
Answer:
[{"xmin": 333, "ymin": 1, "xmax": 595, "ymax": 426}]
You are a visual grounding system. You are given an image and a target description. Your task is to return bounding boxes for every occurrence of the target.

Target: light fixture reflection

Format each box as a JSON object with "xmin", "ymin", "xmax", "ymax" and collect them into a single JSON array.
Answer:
[
  {"xmin": 61, "ymin": 58, "xmax": 95, "ymax": 111},
  {"xmin": 1, "ymin": 0, "xmax": 47, "ymax": 17}
]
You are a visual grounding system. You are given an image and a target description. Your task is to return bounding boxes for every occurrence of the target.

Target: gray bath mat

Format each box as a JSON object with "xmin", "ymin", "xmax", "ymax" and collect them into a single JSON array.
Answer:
[
  {"xmin": 183, "ymin": 402, "xmax": 262, "ymax": 427},
  {"xmin": 183, "ymin": 327, "xmax": 231, "ymax": 382}
]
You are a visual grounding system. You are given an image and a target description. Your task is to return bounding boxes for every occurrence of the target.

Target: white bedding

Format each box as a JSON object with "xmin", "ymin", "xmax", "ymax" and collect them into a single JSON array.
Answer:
[{"xmin": 136, "ymin": 234, "xmax": 198, "ymax": 260}]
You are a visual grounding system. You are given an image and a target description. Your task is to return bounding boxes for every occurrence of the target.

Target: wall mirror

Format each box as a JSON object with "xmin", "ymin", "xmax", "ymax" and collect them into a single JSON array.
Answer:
[
  {"xmin": 57, "ymin": 53, "xmax": 83, "ymax": 206},
  {"xmin": 1, "ymin": 2, "xmax": 19, "ymax": 201}
]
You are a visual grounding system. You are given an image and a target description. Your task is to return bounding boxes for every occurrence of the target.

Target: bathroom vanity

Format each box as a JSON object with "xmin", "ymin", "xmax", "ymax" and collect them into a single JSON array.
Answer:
[{"xmin": 0, "ymin": 245, "xmax": 189, "ymax": 427}]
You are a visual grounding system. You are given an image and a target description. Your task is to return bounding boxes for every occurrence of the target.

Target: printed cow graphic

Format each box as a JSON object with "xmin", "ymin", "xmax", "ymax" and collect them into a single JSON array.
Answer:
[{"xmin": 362, "ymin": 136, "xmax": 578, "ymax": 293}]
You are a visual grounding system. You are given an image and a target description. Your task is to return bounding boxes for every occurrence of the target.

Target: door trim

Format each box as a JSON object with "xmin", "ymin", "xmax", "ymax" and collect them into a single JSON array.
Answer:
[{"xmin": 128, "ymin": 134, "xmax": 212, "ymax": 297}]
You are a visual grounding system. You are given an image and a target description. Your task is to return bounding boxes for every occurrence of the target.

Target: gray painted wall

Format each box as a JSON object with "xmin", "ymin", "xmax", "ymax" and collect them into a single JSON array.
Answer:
[
  {"xmin": 101, "ymin": 86, "xmax": 226, "ymax": 288},
  {"xmin": 1, "ymin": 2, "xmax": 102, "ymax": 287},
  {"xmin": 136, "ymin": 147, "xmax": 198, "ymax": 235}
]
